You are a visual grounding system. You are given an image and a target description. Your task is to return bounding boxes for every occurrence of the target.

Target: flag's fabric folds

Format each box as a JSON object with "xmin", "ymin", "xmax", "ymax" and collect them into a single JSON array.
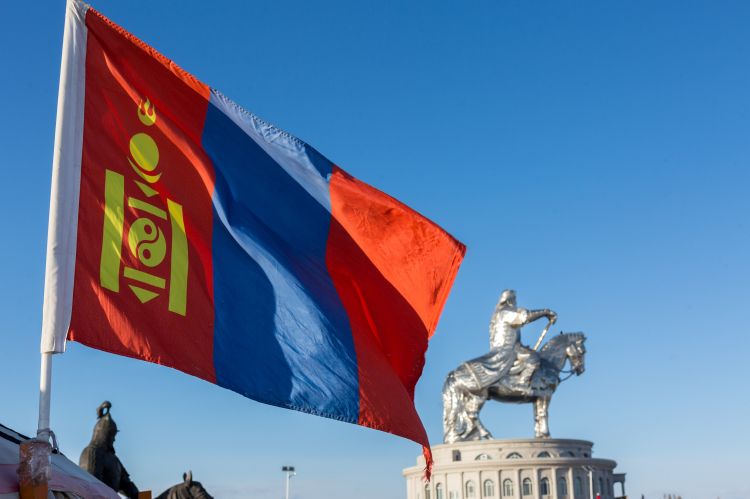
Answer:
[{"xmin": 42, "ymin": 0, "xmax": 465, "ymax": 476}]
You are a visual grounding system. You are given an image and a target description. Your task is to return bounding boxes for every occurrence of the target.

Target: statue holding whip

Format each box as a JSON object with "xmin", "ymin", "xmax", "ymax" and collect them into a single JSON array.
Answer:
[
  {"xmin": 443, "ymin": 289, "xmax": 587, "ymax": 442},
  {"xmin": 462, "ymin": 289, "xmax": 557, "ymax": 391}
]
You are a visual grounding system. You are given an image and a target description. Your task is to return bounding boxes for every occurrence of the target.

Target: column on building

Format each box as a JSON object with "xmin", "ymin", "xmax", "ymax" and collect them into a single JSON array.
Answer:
[
  {"xmin": 593, "ymin": 468, "xmax": 604, "ymax": 498},
  {"xmin": 594, "ymin": 471, "xmax": 599, "ymax": 499},
  {"xmin": 592, "ymin": 470, "xmax": 597, "ymax": 499},
  {"xmin": 551, "ymin": 467, "xmax": 558, "ymax": 499},
  {"xmin": 516, "ymin": 468, "xmax": 523, "ymax": 499},
  {"xmin": 566, "ymin": 468, "xmax": 574, "ymax": 499}
]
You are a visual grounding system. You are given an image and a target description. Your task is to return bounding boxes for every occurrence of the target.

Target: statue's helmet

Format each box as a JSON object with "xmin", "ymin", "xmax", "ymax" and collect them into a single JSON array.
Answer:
[
  {"xmin": 498, "ymin": 289, "xmax": 516, "ymax": 307},
  {"xmin": 90, "ymin": 401, "xmax": 117, "ymax": 449}
]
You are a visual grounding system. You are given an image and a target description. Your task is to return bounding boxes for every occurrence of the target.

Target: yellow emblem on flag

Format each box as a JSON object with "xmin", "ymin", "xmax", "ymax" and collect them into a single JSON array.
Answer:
[
  {"xmin": 138, "ymin": 98, "xmax": 156, "ymax": 126},
  {"xmin": 99, "ymin": 96, "xmax": 188, "ymax": 315}
]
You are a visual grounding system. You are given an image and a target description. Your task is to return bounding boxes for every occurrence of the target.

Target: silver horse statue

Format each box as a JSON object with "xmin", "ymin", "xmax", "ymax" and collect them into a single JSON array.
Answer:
[{"xmin": 443, "ymin": 290, "xmax": 586, "ymax": 443}]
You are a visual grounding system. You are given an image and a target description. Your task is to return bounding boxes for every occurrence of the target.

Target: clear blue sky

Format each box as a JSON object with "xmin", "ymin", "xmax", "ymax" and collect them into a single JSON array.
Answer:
[{"xmin": 1, "ymin": 1, "xmax": 748, "ymax": 498}]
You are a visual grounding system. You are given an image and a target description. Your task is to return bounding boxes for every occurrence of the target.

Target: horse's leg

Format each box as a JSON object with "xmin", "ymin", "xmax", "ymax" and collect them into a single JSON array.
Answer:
[
  {"xmin": 443, "ymin": 372, "xmax": 463, "ymax": 443},
  {"xmin": 466, "ymin": 390, "xmax": 493, "ymax": 440},
  {"xmin": 533, "ymin": 395, "xmax": 551, "ymax": 438},
  {"xmin": 444, "ymin": 370, "xmax": 481, "ymax": 442},
  {"xmin": 534, "ymin": 397, "xmax": 539, "ymax": 437},
  {"xmin": 475, "ymin": 399, "xmax": 494, "ymax": 440},
  {"xmin": 459, "ymin": 388, "xmax": 479, "ymax": 441}
]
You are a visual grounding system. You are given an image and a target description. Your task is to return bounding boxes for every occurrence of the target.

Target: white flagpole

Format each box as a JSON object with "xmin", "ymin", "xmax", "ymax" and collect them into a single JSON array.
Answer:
[
  {"xmin": 37, "ymin": 0, "xmax": 89, "ymax": 443},
  {"xmin": 20, "ymin": 351, "xmax": 55, "ymax": 499},
  {"xmin": 21, "ymin": 4, "xmax": 88, "ymax": 494},
  {"xmin": 37, "ymin": 354, "xmax": 52, "ymax": 442}
]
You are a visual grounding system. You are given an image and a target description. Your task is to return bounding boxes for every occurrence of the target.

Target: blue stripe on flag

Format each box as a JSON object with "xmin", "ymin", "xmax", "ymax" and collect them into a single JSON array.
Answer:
[{"xmin": 203, "ymin": 90, "xmax": 359, "ymax": 421}]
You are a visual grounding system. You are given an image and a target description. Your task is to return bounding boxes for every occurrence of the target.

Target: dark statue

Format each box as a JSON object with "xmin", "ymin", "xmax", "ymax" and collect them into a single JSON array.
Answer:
[
  {"xmin": 79, "ymin": 401, "xmax": 139, "ymax": 499},
  {"xmin": 156, "ymin": 472, "xmax": 213, "ymax": 499}
]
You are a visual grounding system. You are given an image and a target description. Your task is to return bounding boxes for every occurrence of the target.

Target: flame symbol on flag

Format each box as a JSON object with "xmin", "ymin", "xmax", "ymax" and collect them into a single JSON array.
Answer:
[{"xmin": 138, "ymin": 98, "xmax": 156, "ymax": 126}]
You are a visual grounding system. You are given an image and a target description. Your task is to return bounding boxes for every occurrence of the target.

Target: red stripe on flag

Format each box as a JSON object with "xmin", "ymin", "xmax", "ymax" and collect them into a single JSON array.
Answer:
[
  {"xmin": 68, "ymin": 9, "xmax": 217, "ymax": 383},
  {"xmin": 326, "ymin": 165, "xmax": 464, "ymax": 477},
  {"xmin": 326, "ymin": 215, "xmax": 431, "ymax": 441},
  {"xmin": 87, "ymin": 8, "xmax": 210, "ymax": 123},
  {"xmin": 328, "ymin": 166, "xmax": 465, "ymax": 339}
]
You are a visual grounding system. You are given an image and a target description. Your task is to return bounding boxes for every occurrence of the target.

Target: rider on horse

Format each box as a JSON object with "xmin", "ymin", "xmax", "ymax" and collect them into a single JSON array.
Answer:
[{"xmin": 463, "ymin": 290, "xmax": 557, "ymax": 392}]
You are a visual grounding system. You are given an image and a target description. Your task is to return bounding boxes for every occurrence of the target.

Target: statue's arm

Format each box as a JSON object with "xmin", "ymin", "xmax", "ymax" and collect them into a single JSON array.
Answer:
[
  {"xmin": 117, "ymin": 459, "xmax": 139, "ymax": 499},
  {"xmin": 524, "ymin": 309, "xmax": 557, "ymax": 325}
]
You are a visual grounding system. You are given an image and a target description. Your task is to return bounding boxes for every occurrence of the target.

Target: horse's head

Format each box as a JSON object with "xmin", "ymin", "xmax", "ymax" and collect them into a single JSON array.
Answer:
[
  {"xmin": 182, "ymin": 472, "xmax": 213, "ymax": 499},
  {"xmin": 565, "ymin": 338, "xmax": 586, "ymax": 376},
  {"xmin": 157, "ymin": 472, "xmax": 213, "ymax": 499},
  {"xmin": 538, "ymin": 332, "xmax": 586, "ymax": 375}
]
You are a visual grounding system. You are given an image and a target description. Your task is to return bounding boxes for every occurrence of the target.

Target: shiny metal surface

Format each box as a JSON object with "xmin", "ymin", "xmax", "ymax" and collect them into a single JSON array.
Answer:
[
  {"xmin": 532, "ymin": 320, "xmax": 553, "ymax": 351},
  {"xmin": 442, "ymin": 290, "xmax": 586, "ymax": 443}
]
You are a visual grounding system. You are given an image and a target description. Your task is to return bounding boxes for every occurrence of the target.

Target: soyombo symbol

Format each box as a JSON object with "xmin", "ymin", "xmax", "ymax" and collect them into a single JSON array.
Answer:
[
  {"xmin": 97, "ymin": 95, "xmax": 188, "ymax": 315},
  {"xmin": 99, "ymin": 170, "xmax": 187, "ymax": 314}
]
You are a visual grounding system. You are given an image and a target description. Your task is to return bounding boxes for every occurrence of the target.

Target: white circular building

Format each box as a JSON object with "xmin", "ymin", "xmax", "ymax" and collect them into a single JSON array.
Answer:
[{"xmin": 403, "ymin": 439, "xmax": 625, "ymax": 499}]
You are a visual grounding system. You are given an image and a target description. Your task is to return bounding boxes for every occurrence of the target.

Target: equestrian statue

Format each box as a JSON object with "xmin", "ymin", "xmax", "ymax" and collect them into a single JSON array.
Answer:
[{"xmin": 443, "ymin": 289, "xmax": 587, "ymax": 443}]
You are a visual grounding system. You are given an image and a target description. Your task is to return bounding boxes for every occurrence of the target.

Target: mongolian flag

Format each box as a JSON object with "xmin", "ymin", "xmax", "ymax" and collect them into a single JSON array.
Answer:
[{"xmin": 41, "ymin": 0, "xmax": 465, "ymax": 476}]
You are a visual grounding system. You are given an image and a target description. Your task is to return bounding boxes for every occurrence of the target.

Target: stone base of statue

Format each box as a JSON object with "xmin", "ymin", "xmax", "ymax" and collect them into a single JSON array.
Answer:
[{"xmin": 402, "ymin": 439, "xmax": 626, "ymax": 499}]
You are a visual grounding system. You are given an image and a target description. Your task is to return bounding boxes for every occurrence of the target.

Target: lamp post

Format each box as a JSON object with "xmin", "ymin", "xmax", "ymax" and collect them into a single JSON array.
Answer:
[
  {"xmin": 582, "ymin": 466, "xmax": 596, "ymax": 499},
  {"xmin": 282, "ymin": 466, "xmax": 296, "ymax": 499}
]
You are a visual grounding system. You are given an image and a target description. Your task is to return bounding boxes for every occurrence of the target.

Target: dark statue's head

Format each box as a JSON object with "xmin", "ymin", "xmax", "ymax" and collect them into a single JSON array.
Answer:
[
  {"xmin": 157, "ymin": 472, "xmax": 213, "ymax": 499},
  {"xmin": 90, "ymin": 401, "xmax": 118, "ymax": 450}
]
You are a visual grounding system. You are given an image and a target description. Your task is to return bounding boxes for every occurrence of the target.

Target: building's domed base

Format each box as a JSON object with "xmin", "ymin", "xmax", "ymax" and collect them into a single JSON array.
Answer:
[{"xmin": 403, "ymin": 439, "xmax": 625, "ymax": 499}]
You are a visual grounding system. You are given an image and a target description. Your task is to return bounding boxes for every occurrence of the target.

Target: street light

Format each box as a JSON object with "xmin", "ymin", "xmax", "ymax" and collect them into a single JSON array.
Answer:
[
  {"xmin": 282, "ymin": 466, "xmax": 296, "ymax": 499},
  {"xmin": 582, "ymin": 466, "xmax": 596, "ymax": 499}
]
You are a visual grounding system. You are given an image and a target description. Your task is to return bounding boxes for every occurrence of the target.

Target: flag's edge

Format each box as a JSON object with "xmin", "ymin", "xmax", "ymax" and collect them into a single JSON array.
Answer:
[{"xmin": 86, "ymin": 6, "xmax": 209, "ymax": 100}]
